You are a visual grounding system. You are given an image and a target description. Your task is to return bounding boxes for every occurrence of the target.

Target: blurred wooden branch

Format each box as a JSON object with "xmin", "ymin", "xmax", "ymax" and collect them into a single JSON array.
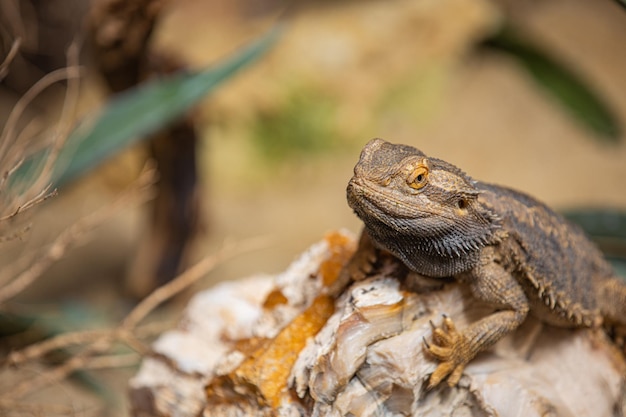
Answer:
[
  {"xmin": 87, "ymin": 0, "xmax": 203, "ymax": 299},
  {"xmin": 86, "ymin": 0, "xmax": 166, "ymax": 93},
  {"xmin": 129, "ymin": 231, "xmax": 626, "ymax": 417}
]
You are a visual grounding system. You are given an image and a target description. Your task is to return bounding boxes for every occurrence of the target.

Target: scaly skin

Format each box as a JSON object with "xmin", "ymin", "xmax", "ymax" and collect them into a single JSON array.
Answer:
[{"xmin": 346, "ymin": 138, "xmax": 626, "ymax": 388}]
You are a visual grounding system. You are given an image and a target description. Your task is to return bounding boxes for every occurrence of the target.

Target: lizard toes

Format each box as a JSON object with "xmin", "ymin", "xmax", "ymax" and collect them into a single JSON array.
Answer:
[
  {"xmin": 425, "ymin": 343, "xmax": 451, "ymax": 360},
  {"xmin": 446, "ymin": 364, "xmax": 466, "ymax": 387},
  {"xmin": 432, "ymin": 327, "xmax": 454, "ymax": 346},
  {"xmin": 427, "ymin": 358, "xmax": 467, "ymax": 389},
  {"xmin": 429, "ymin": 316, "xmax": 460, "ymax": 347},
  {"xmin": 427, "ymin": 360, "xmax": 455, "ymax": 389},
  {"xmin": 442, "ymin": 316, "xmax": 458, "ymax": 334},
  {"xmin": 424, "ymin": 316, "xmax": 469, "ymax": 388}
]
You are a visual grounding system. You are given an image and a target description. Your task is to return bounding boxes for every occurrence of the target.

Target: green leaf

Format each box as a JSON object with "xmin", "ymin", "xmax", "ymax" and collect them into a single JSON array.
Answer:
[
  {"xmin": 482, "ymin": 27, "xmax": 621, "ymax": 142},
  {"xmin": 14, "ymin": 26, "xmax": 281, "ymax": 190},
  {"xmin": 564, "ymin": 209, "xmax": 626, "ymax": 241},
  {"xmin": 564, "ymin": 208, "xmax": 626, "ymax": 278},
  {"xmin": 613, "ymin": 0, "xmax": 626, "ymax": 11}
]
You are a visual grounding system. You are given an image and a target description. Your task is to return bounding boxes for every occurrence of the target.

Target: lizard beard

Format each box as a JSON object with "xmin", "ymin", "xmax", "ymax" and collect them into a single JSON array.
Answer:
[{"xmin": 353, "ymin": 201, "xmax": 498, "ymax": 277}]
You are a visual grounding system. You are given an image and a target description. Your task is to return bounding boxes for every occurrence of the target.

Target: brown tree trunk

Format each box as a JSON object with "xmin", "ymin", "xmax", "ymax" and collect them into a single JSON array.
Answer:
[{"xmin": 86, "ymin": 0, "xmax": 201, "ymax": 299}]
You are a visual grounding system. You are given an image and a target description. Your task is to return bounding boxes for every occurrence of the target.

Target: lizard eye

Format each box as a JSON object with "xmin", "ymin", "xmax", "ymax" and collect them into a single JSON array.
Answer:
[{"xmin": 407, "ymin": 166, "xmax": 429, "ymax": 189}]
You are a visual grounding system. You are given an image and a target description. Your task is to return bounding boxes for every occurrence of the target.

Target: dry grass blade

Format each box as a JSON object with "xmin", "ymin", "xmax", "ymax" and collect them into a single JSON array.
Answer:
[
  {"xmin": 121, "ymin": 235, "xmax": 272, "ymax": 330},
  {"xmin": 0, "ymin": 400, "xmax": 75, "ymax": 415},
  {"xmin": 0, "ymin": 38, "xmax": 21, "ymax": 81},
  {"xmin": 0, "ymin": 234, "xmax": 270, "ymax": 400},
  {"xmin": 0, "ymin": 66, "xmax": 82, "ymax": 164},
  {"xmin": 23, "ymin": 42, "xmax": 83, "ymax": 199},
  {"xmin": 5, "ymin": 321, "xmax": 169, "ymax": 368},
  {"xmin": 5, "ymin": 329, "xmax": 116, "ymax": 367},
  {"xmin": 0, "ymin": 188, "xmax": 57, "ymax": 221},
  {"xmin": 0, "ymin": 156, "xmax": 25, "ymax": 189},
  {"xmin": 82, "ymin": 353, "xmax": 140, "ymax": 370},
  {"xmin": 1, "ymin": 337, "xmax": 114, "ymax": 400},
  {"xmin": 0, "ymin": 224, "xmax": 31, "ymax": 243},
  {"xmin": 0, "ymin": 41, "xmax": 83, "ymax": 258},
  {"xmin": 0, "ymin": 166, "xmax": 156, "ymax": 305}
]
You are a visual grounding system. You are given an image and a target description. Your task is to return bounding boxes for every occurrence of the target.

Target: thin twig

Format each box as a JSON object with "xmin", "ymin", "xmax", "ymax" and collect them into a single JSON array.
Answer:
[
  {"xmin": 1, "ymin": 337, "xmax": 113, "ymax": 400},
  {"xmin": 5, "ymin": 321, "xmax": 167, "ymax": 367},
  {"xmin": 0, "ymin": 38, "xmax": 21, "ymax": 81},
  {"xmin": 0, "ymin": 224, "xmax": 31, "ymax": 243},
  {"xmin": 0, "ymin": 399, "xmax": 75, "ymax": 415},
  {"xmin": 0, "ymin": 235, "xmax": 270, "ymax": 400},
  {"xmin": 0, "ymin": 188, "xmax": 56, "ymax": 221},
  {"xmin": 0, "ymin": 66, "xmax": 83, "ymax": 162},
  {"xmin": 121, "ymin": 235, "xmax": 271, "ymax": 330},
  {"xmin": 5, "ymin": 329, "xmax": 115, "ymax": 368},
  {"xmin": 23, "ymin": 41, "xmax": 83, "ymax": 199},
  {"xmin": 0, "ymin": 46, "xmax": 82, "ymax": 227},
  {"xmin": 82, "ymin": 353, "xmax": 140, "ymax": 370},
  {"xmin": 0, "ymin": 167, "xmax": 155, "ymax": 305},
  {"xmin": 0, "ymin": 157, "xmax": 24, "ymax": 189},
  {"xmin": 118, "ymin": 331, "xmax": 152, "ymax": 356}
]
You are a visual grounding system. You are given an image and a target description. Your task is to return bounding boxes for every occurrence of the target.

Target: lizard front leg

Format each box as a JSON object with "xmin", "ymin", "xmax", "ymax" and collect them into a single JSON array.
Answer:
[
  {"xmin": 426, "ymin": 255, "xmax": 529, "ymax": 388},
  {"xmin": 326, "ymin": 229, "xmax": 379, "ymax": 298}
]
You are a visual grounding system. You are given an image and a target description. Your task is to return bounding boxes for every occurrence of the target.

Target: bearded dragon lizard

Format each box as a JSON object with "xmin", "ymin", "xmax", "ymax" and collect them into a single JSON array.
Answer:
[{"xmin": 344, "ymin": 138, "xmax": 626, "ymax": 388}]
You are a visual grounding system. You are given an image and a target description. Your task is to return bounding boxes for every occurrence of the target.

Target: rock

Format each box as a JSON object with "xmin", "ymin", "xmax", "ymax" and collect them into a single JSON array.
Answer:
[{"xmin": 129, "ymin": 231, "xmax": 626, "ymax": 417}]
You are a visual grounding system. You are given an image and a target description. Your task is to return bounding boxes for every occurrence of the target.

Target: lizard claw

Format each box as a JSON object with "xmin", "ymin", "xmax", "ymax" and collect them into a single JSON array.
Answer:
[
  {"xmin": 424, "ymin": 316, "xmax": 469, "ymax": 388},
  {"xmin": 345, "ymin": 231, "xmax": 379, "ymax": 282}
]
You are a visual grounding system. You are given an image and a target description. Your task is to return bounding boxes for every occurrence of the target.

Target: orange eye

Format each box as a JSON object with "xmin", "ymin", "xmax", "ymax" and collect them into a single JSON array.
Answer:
[{"xmin": 407, "ymin": 166, "xmax": 428, "ymax": 189}]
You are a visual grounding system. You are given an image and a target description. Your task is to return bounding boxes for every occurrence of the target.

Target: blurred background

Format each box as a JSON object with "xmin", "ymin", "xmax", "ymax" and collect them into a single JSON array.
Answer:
[{"xmin": 1, "ymin": 0, "xmax": 626, "ymax": 415}]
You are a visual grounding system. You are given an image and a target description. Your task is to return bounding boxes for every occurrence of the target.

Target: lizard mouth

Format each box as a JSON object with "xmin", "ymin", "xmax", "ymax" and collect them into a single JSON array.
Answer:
[{"xmin": 347, "ymin": 177, "xmax": 449, "ymax": 223}]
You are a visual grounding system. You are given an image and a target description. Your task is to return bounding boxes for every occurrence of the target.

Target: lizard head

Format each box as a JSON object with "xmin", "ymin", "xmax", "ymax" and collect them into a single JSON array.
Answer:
[{"xmin": 347, "ymin": 138, "xmax": 499, "ymax": 271}]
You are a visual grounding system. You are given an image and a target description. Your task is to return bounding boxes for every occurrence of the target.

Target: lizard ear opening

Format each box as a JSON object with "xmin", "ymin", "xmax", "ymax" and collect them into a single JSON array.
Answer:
[{"xmin": 407, "ymin": 165, "xmax": 429, "ymax": 190}]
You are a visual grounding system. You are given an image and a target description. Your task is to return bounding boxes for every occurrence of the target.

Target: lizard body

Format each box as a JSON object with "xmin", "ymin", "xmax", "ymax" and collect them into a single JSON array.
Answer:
[{"xmin": 346, "ymin": 138, "xmax": 626, "ymax": 388}]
